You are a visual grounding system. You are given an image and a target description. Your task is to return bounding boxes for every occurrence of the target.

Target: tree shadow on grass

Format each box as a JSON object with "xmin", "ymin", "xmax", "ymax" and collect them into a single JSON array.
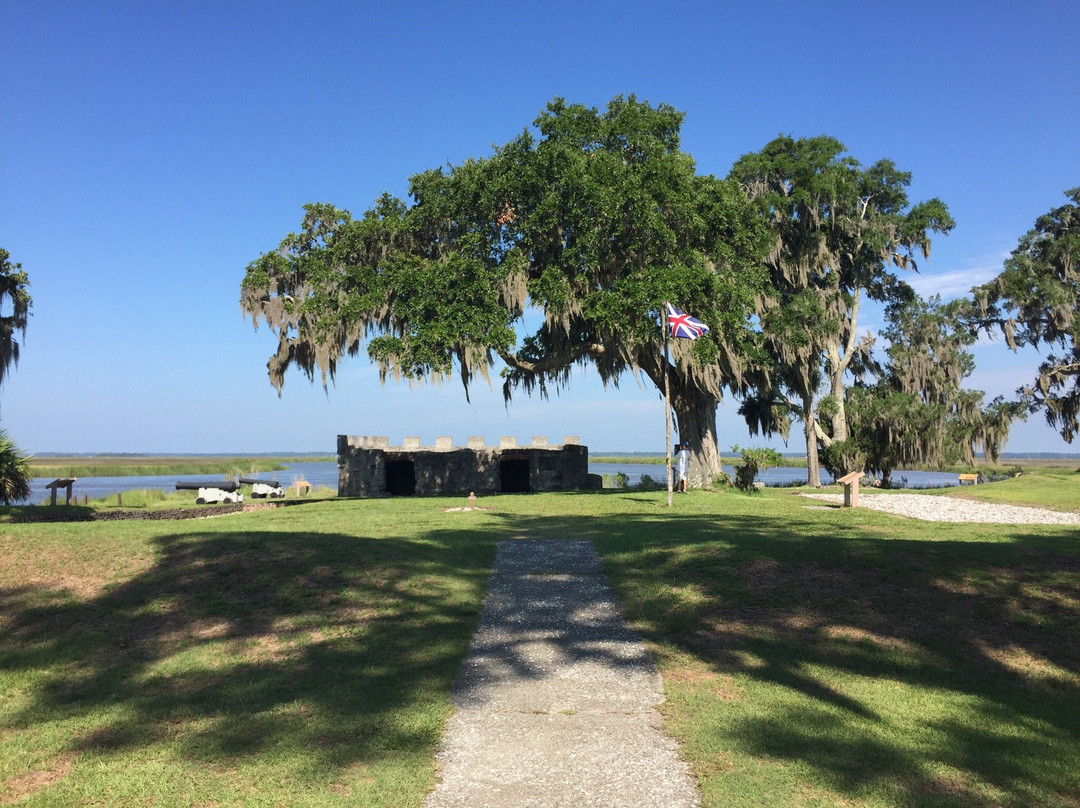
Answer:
[
  {"xmin": 4, "ymin": 502, "xmax": 1078, "ymax": 806},
  {"xmin": 0, "ymin": 520, "xmax": 498, "ymax": 799},
  {"xmin": 486, "ymin": 508, "xmax": 1080, "ymax": 807}
]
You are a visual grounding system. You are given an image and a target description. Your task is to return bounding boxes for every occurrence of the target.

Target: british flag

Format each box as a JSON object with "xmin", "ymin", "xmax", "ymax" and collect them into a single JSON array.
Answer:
[{"xmin": 666, "ymin": 303, "xmax": 710, "ymax": 340}]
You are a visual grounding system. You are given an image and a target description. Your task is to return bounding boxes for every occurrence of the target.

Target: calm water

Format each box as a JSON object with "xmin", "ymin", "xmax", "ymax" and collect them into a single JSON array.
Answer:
[
  {"xmin": 27, "ymin": 461, "xmax": 340, "ymax": 505},
  {"xmin": 26, "ymin": 459, "xmax": 959, "ymax": 504},
  {"xmin": 588, "ymin": 462, "xmax": 961, "ymax": 489}
]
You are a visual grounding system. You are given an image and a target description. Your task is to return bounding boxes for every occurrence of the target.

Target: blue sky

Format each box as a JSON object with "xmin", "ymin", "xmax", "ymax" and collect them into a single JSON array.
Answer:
[{"xmin": 3, "ymin": 0, "xmax": 1078, "ymax": 455}]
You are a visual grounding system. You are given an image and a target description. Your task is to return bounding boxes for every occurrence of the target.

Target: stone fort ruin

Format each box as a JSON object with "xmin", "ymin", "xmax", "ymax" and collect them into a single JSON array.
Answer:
[{"xmin": 337, "ymin": 435, "xmax": 591, "ymax": 497}]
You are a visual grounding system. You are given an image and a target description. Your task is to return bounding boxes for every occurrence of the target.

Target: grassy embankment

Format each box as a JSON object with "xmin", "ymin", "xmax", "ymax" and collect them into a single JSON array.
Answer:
[
  {"xmin": 28, "ymin": 456, "xmax": 334, "ymax": 479},
  {"xmin": 2, "ymin": 470, "xmax": 1077, "ymax": 807}
]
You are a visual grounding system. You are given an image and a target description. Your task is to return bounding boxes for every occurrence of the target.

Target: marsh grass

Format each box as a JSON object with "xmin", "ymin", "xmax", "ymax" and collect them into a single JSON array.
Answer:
[
  {"xmin": 2, "ymin": 481, "xmax": 1078, "ymax": 807},
  {"xmin": 28, "ymin": 456, "xmax": 333, "ymax": 479}
]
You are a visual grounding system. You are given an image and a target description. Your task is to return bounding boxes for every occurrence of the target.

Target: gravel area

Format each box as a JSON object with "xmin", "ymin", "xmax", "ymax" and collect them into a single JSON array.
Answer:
[
  {"xmin": 802, "ymin": 492, "xmax": 1080, "ymax": 525},
  {"xmin": 426, "ymin": 539, "xmax": 700, "ymax": 808}
]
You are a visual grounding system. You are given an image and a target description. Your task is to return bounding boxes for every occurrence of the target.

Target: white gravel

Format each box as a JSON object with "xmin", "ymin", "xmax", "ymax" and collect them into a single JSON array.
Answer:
[{"xmin": 801, "ymin": 492, "xmax": 1080, "ymax": 525}]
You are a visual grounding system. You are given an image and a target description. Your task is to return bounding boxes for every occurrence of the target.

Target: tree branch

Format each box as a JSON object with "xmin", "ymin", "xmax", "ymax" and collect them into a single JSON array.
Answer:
[{"xmin": 498, "ymin": 342, "xmax": 606, "ymax": 374}]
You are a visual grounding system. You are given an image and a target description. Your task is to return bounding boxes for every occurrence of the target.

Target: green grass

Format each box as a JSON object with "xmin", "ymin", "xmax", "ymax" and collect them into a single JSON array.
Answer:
[
  {"xmin": 0, "ymin": 498, "xmax": 498, "ymax": 807},
  {"xmin": 937, "ymin": 467, "xmax": 1080, "ymax": 510},
  {"xmin": 2, "ymin": 481, "xmax": 1078, "ymax": 807}
]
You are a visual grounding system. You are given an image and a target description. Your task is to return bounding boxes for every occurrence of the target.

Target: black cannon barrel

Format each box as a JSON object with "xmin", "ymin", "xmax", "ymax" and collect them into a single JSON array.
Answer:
[
  {"xmin": 175, "ymin": 481, "xmax": 241, "ymax": 492},
  {"xmin": 238, "ymin": 477, "xmax": 281, "ymax": 487}
]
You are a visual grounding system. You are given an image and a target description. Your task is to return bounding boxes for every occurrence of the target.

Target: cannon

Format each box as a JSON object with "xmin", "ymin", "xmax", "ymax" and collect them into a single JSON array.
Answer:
[
  {"xmin": 239, "ymin": 477, "xmax": 285, "ymax": 499},
  {"xmin": 175, "ymin": 480, "xmax": 243, "ymax": 505}
]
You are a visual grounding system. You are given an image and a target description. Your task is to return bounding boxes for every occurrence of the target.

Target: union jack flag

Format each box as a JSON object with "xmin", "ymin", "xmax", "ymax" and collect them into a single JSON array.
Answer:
[{"xmin": 666, "ymin": 303, "xmax": 710, "ymax": 340}]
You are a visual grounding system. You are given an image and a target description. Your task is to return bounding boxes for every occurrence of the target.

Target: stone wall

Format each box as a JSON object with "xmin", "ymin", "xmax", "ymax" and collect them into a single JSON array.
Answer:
[{"xmin": 337, "ymin": 435, "xmax": 589, "ymax": 497}]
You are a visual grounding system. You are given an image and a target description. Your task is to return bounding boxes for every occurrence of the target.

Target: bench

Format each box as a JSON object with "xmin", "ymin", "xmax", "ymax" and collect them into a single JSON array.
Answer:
[
  {"xmin": 838, "ymin": 470, "xmax": 864, "ymax": 508},
  {"xmin": 958, "ymin": 473, "xmax": 979, "ymax": 485}
]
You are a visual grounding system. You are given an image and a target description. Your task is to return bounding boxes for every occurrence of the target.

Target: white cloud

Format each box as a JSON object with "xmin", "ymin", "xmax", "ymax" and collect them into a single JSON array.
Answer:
[{"xmin": 906, "ymin": 253, "xmax": 1009, "ymax": 300}]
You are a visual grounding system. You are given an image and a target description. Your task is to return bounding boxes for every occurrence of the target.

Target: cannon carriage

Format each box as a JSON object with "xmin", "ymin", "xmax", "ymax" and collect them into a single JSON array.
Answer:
[
  {"xmin": 238, "ymin": 477, "xmax": 285, "ymax": 499},
  {"xmin": 174, "ymin": 480, "xmax": 243, "ymax": 505}
]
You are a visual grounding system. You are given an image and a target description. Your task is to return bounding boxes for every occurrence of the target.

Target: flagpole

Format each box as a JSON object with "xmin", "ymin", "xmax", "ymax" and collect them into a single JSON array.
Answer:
[{"xmin": 663, "ymin": 303, "xmax": 673, "ymax": 508}]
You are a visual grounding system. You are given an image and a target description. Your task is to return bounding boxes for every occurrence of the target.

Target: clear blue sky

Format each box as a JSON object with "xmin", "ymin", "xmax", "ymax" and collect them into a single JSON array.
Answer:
[{"xmin": 3, "ymin": 0, "xmax": 1078, "ymax": 455}]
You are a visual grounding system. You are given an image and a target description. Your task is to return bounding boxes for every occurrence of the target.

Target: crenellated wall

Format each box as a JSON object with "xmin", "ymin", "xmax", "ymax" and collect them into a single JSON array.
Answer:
[{"xmin": 337, "ymin": 435, "xmax": 590, "ymax": 497}]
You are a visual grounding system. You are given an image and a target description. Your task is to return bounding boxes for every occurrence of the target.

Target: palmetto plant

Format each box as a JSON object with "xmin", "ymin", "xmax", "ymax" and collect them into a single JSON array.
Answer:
[{"xmin": 0, "ymin": 428, "xmax": 31, "ymax": 504}]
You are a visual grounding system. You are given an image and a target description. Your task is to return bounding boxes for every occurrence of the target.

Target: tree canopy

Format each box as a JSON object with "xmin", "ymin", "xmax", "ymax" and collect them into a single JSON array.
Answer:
[
  {"xmin": 974, "ymin": 188, "xmax": 1080, "ymax": 441},
  {"xmin": 840, "ymin": 295, "xmax": 1021, "ymax": 486},
  {"xmin": 0, "ymin": 247, "xmax": 32, "ymax": 407},
  {"xmin": 241, "ymin": 96, "xmax": 771, "ymax": 480},
  {"xmin": 729, "ymin": 136, "xmax": 954, "ymax": 485}
]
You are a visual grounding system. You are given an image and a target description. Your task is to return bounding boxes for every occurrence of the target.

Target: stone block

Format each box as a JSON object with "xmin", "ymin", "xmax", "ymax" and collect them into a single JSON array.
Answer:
[
  {"xmin": 435, "ymin": 435, "xmax": 454, "ymax": 451},
  {"xmin": 403, "ymin": 436, "xmax": 421, "ymax": 450},
  {"xmin": 467, "ymin": 435, "xmax": 485, "ymax": 449},
  {"xmin": 563, "ymin": 435, "xmax": 580, "ymax": 445},
  {"xmin": 531, "ymin": 436, "xmax": 549, "ymax": 447},
  {"xmin": 500, "ymin": 436, "xmax": 517, "ymax": 448}
]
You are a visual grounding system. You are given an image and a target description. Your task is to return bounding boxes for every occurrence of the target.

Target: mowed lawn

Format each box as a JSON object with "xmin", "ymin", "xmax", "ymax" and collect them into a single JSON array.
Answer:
[
  {"xmin": 0, "ymin": 499, "xmax": 498, "ymax": 807},
  {"xmin": 2, "ymin": 477, "xmax": 1079, "ymax": 807}
]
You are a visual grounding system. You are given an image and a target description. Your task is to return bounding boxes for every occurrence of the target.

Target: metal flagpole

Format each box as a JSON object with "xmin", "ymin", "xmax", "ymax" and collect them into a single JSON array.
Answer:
[{"xmin": 663, "ymin": 303, "xmax": 673, "ymax": 508}]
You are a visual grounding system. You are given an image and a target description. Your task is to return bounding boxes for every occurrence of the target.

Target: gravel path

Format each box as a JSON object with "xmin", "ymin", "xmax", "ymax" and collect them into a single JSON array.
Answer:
[
  {"xmin": 425, "ymin": 539, "xmax": 700, "ymax": 808},
  {"xmin": 802, "ymin": 492, "xmax": 1080, "ymax": 525}
]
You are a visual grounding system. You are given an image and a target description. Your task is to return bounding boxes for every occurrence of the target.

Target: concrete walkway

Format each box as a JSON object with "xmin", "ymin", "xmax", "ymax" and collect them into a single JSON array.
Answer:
[{"xmin": 425, "ymin": 539, "xmax": 700, "ymax": 808}]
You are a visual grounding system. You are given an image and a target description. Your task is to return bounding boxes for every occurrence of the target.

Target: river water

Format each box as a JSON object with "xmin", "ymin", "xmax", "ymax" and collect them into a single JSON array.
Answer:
[
  {"xmin": 588, "ymin": 463, "xmax": 960, "ymax": 488},
  {"xmin": 27, "ymin": 461, "xmax": 340, "ymax": 505},
  {"xmin": 26, "ymin": 459, "xmax": 960, "ymax": 504}
]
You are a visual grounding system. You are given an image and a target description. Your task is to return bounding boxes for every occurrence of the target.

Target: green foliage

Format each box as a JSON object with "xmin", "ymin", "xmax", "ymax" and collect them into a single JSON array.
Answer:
[
  {"xmin": 0, "ymin": 429, "xmax": 32, "ymax": 504},
  {"xmin": 603, "ymin": 471, "xmax": 631, "ymax": 489},
  {"xmin": 819, "ymin": 437, "xmax": 868, "ymax": 479},
  {"xmin": 0, "ymin": 247, "xmax": 32, "ymax": 403},
  {"xmin": 843, "ymin": 295, "xmax": 1024, "ymax": 484},
  {"xmin": 974, "ymin": 187, "xmax": 1080, "ymax": 441},
  {"xmin": 242, "ymin": 96, "xmax": 771, "ymax": 477},
  {"xmin": 730, "ymin": 445, "xmax": 783, "ymax": 491},
  {"xmin": 729, "ymin": 137, "xmax": 954, "ymax": 484}
]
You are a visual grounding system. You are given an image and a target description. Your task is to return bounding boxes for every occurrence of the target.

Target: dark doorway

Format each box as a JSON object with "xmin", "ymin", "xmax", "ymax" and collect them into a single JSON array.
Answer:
[
  {"xmin": 500, "ymin": 457, "xmax": 531, "ymax": 493},
  {"xmin": 385, "ymin": 459, "xmax": 416, "ymax": 495}
]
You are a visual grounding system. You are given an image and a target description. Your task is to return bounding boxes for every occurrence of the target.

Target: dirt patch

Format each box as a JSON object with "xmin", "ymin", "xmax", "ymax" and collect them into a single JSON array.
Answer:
[
  {"xmin": 8, "ymin": 500, "xmax": 309, "ymax": 524},
  {"xmin": 0, "ymin": 752, "xmax": 76, "ymax": 805},
  {"xmin": 0, "ymin": 535, "xmax": 151, "ymax": 599},
  {"xmin": 664, "ymin": 661, "xmax": 743, "ymax": 701}
]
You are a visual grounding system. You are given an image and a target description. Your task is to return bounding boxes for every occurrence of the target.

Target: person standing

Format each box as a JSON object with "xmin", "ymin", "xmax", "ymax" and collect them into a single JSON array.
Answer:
[{"xmin": 675, "ymin": 441, "xmax": 690, "ymax": 492}]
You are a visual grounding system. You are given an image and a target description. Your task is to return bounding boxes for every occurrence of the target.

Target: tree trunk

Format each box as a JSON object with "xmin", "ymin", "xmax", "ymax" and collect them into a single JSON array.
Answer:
[
  {"xmin": 829, "ymin": 371, "xmax": 849, "ymax": 443},
  {"xmin": 670, "ymin": 383, "xmax": 723, "ymax": 484},
  {"xmin": 637, "ymin": 344, "xmax": 724, "ymax": 486},
  {"xmin": 803, "ymin": 393, "xmax": 822, "ymax": 487}
]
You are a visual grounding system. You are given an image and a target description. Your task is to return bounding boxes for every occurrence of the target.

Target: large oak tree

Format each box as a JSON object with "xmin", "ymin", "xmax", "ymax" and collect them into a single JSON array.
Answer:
[
  {"xmin": 974, "ymin": 188, "xmax": 1080, "ymax": 442},
  {"xmin": 729, "ymin": 136, "xmax": 954, "ymax": 485},
  {"xmin": 841, "ymin": 295, "xmax": 1021, "ymax": 487},
  {"xmin": 241, "ymin": 97, "xmax": 771, "ymax": 481}
]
